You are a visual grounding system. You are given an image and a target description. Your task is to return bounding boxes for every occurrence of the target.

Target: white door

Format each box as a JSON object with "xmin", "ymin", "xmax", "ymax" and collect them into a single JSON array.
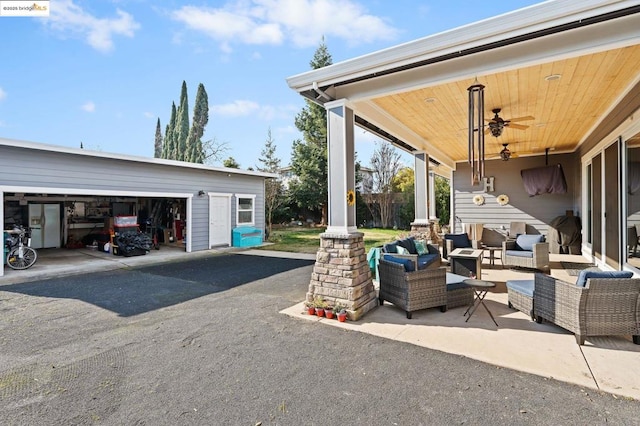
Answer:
[{"xmin": 209, "ymin": 195, "xmax": 231, "ymax": 247}]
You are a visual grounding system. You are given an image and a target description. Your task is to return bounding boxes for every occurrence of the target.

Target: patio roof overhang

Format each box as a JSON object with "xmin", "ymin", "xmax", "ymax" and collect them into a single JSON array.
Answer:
[{"xmin": 286, "ymin": 0, "xmax": 640, "ymax": 173}]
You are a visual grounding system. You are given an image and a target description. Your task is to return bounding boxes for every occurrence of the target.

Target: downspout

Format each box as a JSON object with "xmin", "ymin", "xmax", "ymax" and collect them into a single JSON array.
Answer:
[{"xmin": 312, "ymin": 81, "xmax": 333, "ymax": 102}]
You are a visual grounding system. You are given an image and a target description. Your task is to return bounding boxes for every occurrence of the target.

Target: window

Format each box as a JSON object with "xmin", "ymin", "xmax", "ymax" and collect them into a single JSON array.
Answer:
[{"xmin": 236, "ymin": 194, "xmax": 255, "ymax": 225}]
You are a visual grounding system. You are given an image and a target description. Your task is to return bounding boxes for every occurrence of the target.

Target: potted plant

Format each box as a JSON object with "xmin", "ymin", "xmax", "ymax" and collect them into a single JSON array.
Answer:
[
  {"xmin": 324, "ymin": 304, "xmax": 335, "ymax": 319},
  {"xmin": 334, "ymin": 304, "xmax": 347, "ymax": 322},
  {"xmin": 304, "ymin": 301, "xmax": 315, "ymax": 315},
  {"xmin": 313, "ymin": 296, "xmax": 326, "ymax": 317}
]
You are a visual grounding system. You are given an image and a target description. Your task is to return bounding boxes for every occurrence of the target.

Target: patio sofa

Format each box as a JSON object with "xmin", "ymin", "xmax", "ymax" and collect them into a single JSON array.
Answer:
[
  {"xmin": 382, "ymin": 236, "xmax": 441, "ymax": 270},
  {"xmin": 502, "ymin": 234, "xmax": 549, "ymax": 270},
  {"xmin": 378, "ymin": 259, "xmax": 474, "ymax": 318},
  {"xmin": 526, "ymin": 271, "xmax": 640, "ymax": 345}
]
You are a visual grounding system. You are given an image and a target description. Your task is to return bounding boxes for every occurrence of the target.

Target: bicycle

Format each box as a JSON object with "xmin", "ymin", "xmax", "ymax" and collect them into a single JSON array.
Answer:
[{"xmin": 4, "ymin": 225, "xmax": 38, "ymax": 270}]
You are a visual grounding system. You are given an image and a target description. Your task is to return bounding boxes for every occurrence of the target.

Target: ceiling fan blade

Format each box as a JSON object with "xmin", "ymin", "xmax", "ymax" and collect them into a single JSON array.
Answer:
[
  {"xmin": 508, "ymin": 115, "xmax": 535, "ymax": 122},
  {"xmin": 507, "ymin": 123, "xmax": 529, "ymax": 130}
]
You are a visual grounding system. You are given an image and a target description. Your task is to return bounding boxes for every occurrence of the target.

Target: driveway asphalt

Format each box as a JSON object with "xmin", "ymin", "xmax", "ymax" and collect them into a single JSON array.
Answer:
[{"xmin": 1, "ymin": 252, "xmax": 639, "ymax": 425}]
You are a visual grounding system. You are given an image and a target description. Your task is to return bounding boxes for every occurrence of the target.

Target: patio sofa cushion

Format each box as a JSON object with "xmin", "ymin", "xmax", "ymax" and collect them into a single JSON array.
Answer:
[
  {"xmin": 383, "ymin": 254, "xmax": 415, "ymax": 272},
  {"xmin": 397, "ymin": 237, "xmax": 418, "ymax": 254},
  {"xmin": 515, "ymin": 234, "xmax": 545, "ymax": 251},
  {"xmin": 383, "ymin": 242, "xmax": 399, "ymax": 253},
  {"xmin": 444, "ymin": 233, "xmax": 471, "ymax": 249},
  {"xmin": 414, "ymin": 240, "xmax": 429, "ymax": 256},
  {"xmin": 445, "ymin": 272, "xmax": 467, "ymax": 291},
  {"xmin": 505, "ymin": 250, "xmax": 534, "ymax": 258},
  {"xmin": 506, "ymin": 279, "xmax": 534, "ymax": 297},
  {"xmin": 381, "ymin": 237, "xmax": 441, "ymax": 270},
  {"xmin": 576, "ymin": 270, "xmax": 633, "ymax": 287},
  {"xmin": 417, "ymin": 254, "xmax": 439, "ymax": 270}
]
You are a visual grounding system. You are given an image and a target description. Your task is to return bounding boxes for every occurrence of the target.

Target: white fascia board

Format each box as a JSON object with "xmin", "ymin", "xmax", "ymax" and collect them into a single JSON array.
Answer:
[
  {"xmin": 353, "ymin": 100, "xmax": 456, "ymax": 170},
  {"xmin": 0, "ymin": 186, "xmax": 194, "ymax": 199},
  {"xmin": 286, "ymin": 0, "xmax": 638, "ymax": 92},
  {"xmin": 0, "ymin": 137, "xmax": 277, "ymax": 179}
]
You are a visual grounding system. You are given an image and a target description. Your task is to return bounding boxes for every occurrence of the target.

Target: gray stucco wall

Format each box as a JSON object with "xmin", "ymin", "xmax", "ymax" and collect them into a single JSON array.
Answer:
[
  {"xmin": 452, "ymin": 152, "xmax": 579, "ymax": 243},
  {"xmin": 0, "ymin": 144, "xmax": 266, "ymax": 252}
]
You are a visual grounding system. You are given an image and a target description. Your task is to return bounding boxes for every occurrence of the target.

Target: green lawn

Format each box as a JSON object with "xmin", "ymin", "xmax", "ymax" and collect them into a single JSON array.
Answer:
[{"xmin": 259, "ymin": 227, "xmax": 406, "ymax": 254}]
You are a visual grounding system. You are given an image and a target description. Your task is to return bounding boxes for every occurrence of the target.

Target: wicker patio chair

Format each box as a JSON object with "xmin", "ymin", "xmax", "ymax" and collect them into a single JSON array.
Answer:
[
  {"xmin": 533, "ymin": 272, "xmax": 640, "ymax": 345},
  {"xmin": 378, "ymin": 259, "xmax": 447, "ymax": 319},
  {"xmin": 502, "ymin": 234, "xmax": 549, "ymax": 270}
]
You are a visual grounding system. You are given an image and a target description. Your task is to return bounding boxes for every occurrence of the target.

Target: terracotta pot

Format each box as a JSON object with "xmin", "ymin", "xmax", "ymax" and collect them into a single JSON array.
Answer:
[
  {"xmin": 337, "ymin": 312, "xmax": 347, "ymax": 322},
  {"xmin": 315, "ymin": 307, "xmax": 325, "ymax": 317},
  {"xmin": 324, "ymin": 309, "xmax": 335, "ymax": 319},
  {"xmin": 306, "ymin": 306, "xmax": 315, "ymax": 315}
]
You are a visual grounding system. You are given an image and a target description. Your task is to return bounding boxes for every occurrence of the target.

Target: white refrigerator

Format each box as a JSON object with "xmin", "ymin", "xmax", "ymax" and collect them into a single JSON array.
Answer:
[{"xmin": 28, "ymin": 204, "xmax": 61, "ymax": 249}]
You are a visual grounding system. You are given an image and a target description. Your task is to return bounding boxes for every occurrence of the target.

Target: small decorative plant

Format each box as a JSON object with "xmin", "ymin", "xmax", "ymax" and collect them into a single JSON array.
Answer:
[
  {"xmin": 333, "ymin": 304, "xmax": 348, "ymax": 322},
  {"xmin": 313, "ymin": 296, "xmax": 326, "ymax": 317},
  {"xmin": 304, "ymin": 300, "xmax": 315, "ymax": 315},
  {"xmin": 324, "ymin": 303, "xmax": 335, "ymax": 319}
]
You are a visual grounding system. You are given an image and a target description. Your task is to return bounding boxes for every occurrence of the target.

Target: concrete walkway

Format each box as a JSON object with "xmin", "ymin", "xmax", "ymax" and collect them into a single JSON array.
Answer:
[{"xmin": 281, "ymin": 253, "xmax": 640, "ymax": 401}]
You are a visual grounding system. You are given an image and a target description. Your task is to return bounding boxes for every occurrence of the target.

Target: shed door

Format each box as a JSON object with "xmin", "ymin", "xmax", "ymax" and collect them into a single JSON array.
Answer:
[{"xmin": 209, "ymin": 195, "xmax": 231, "ymax": 247}]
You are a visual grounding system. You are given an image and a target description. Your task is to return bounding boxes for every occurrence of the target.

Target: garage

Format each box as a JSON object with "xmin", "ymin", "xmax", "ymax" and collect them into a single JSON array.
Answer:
[{"xmin": 1, "ymin": 138, "xmax": 274, "ymax": 277}]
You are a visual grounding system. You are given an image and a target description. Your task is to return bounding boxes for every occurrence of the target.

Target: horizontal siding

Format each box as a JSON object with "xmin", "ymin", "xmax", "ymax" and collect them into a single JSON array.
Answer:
[
  {"xmin": 1, "ymin": 146, "xmax": 266, "ymax": 252},
  {"xmin": 453, "ymin": 153, "xmax": 579, "ymax": 241}
]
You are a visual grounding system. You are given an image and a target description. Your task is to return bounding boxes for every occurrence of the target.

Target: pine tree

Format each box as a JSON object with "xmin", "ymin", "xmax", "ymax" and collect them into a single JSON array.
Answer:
[
  {"xmin": 162, "ymin": 102, "xmax": 177, "ymax": 159},
  {"xmin": 175, "ymin": 81, "xmax": 190, "ymax": 161},
  {"xmin": 186, "ymin": 83, "xmax": 208, "ymax": 163},
  {"xmin": 154, "ymin": 118, "xmax": 163, "ymax": 158},
  {"xmin": 289, "ymin": 38, "xmax": 332, "ymax": 224}
]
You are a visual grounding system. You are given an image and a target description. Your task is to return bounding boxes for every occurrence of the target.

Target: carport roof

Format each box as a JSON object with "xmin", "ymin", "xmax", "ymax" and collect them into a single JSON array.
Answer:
[
  {"xmin": 286, "ymin": 0, "xmax": 640, "ymax": 171},
  {"xmin": 0, "ymin": 137, "xmax": 278, "ymax": 179}
]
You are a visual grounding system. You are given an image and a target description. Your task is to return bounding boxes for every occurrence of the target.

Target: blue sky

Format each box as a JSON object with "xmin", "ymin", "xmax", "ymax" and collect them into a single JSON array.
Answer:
[{"xmin": 0, "ymin": 0, "xmax": 542, "ymax": 169}]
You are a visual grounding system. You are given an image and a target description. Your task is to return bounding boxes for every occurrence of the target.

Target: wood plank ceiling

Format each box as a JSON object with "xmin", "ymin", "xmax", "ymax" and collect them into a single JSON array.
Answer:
[{"xmin": 371, "ymin": 44, "xmax": 640, "ymax": 162}]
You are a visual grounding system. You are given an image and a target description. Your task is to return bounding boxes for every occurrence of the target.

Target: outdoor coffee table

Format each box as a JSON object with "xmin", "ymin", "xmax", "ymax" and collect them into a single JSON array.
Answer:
[{"xmin": 462, "ymin": 279, "xmax": 498, "ymax": 327}]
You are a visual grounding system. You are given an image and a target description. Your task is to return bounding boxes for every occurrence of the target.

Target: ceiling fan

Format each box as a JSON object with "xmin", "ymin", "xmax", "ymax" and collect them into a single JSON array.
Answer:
[{"xmin": 485, "ymin": 108, "xmax": 534, "ymax": 137}]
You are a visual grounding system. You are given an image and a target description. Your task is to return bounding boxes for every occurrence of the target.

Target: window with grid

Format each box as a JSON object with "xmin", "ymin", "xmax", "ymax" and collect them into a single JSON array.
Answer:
[{"xmin": 236, "ymin": 194, "xmax": 255, "ymax": 225}]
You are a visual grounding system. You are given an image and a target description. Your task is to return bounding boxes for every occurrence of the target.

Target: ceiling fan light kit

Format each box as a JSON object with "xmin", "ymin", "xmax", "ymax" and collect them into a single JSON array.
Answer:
[{"xmin": 500, "ymin": 143, "xmax": 511, "ymax": 161}]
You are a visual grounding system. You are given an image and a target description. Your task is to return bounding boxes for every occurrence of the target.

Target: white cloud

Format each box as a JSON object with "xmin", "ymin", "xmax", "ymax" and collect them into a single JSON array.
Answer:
[
  {"xmin": 211, "ymin": 100, "xmax": 299, "ymax": 121},
  {"xmin": 0, "ymin": 87, "xmax": 6, "ymax": 101},
  {"xmin": 172, "ymin": 0, "xmax": 398, "ymax": 49},
  {"xmin": 46, "ymin": 0, "xmax": 140, "ymax": 52},
  {"xmin": 143, "ymin": 112, "xmax": 155, "ymax": 118},
  {"xmin": 81, "ymin": 101, "xmax": 96, "ymax": 112},
  {"xmin": 211, "ymin": 100, "xmax": 260, "ymax": 117}
]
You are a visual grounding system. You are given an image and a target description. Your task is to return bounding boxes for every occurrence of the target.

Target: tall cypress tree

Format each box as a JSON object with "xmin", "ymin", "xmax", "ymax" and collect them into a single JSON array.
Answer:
[
  {"xmin": 175, "ymin": 81, "xmax": 190, "ymax": 161},
  {"xmin": 289, "ymin": 39, "xmax": 332, "ymax": 224},
  {"xmin": 154, "ymin": 118, "xmax": 163, "ymax": 158},
  {"xmin": 186, "ymin": 83, "xmax": 208, "ymax": 163},
  {"xmin": 162, "ymin": 102, "xmax": 177, "ymax": 159}
]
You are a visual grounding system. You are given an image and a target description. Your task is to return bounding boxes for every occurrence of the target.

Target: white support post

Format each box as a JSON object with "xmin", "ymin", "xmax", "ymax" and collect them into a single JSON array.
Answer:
[
  {"xmin": 325, "ymin": 99, "xmax": 357, "ymax": 235},
  {"xmin": 413, "ymin": 152, "xmax": 430, "ymax": 226}
]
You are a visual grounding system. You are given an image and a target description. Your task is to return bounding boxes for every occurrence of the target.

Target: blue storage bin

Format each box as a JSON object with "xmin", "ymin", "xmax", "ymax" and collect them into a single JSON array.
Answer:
[{"xmin": 232, "ymin": 227, "xmax": 263, "ymax": 247}]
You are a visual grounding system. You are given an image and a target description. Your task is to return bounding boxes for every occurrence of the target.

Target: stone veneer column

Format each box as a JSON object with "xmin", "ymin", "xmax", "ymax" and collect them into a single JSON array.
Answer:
[{"xmin": 307, "ymin": 232, "xmax": 377, "ymax": 321}]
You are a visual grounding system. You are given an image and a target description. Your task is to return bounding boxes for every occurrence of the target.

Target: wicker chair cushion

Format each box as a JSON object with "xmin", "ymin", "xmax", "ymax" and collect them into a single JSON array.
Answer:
[
  {"xmin": 444, "ymin": 233, "xmax": 471, "ymax": 249},
  {"xmin": 417, "ymin": 254, "xmax": 439, "ymax": 269},
  {"xmin": 515, "ymin": 234, "xmax": 545, "ymax": 251},
  {"xmin": 576, "ymin": 270, "xmax": 633, "ymax": 287},
  {"xmin": 505, "ymin": 249, "xmax": 533, "ymax": 258},
  {"xmin": 445, "ymin": 273, "xmax": 468, "ymax": 291},
  {"xmin": 383, "ymin": 254, "xmax": 415, "ymax": 272},
  {"xmin": 506, "ymin": 279, "xmax": 534, "ymax": 297}
]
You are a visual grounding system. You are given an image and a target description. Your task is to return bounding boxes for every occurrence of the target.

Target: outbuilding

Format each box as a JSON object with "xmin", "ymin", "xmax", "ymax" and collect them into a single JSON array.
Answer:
[{"xmin": 1, "ymin": 137, "xmax": 275, "ymax": 277}]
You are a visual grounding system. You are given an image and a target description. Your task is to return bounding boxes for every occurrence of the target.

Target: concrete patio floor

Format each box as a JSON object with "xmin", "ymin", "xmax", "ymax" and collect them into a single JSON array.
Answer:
[{"xmin": 282, "ymin": 253, "xmax": 640, "ymax": 401}]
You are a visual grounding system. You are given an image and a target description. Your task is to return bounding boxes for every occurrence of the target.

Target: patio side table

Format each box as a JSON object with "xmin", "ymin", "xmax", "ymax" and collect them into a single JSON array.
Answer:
[
  {"xmin": 462, "ymin": 279, "xmax": 498, "ymax": 327},
  {"xmin": 448, "ymin": 248, "xmax": 483, "ymax": 278}
]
